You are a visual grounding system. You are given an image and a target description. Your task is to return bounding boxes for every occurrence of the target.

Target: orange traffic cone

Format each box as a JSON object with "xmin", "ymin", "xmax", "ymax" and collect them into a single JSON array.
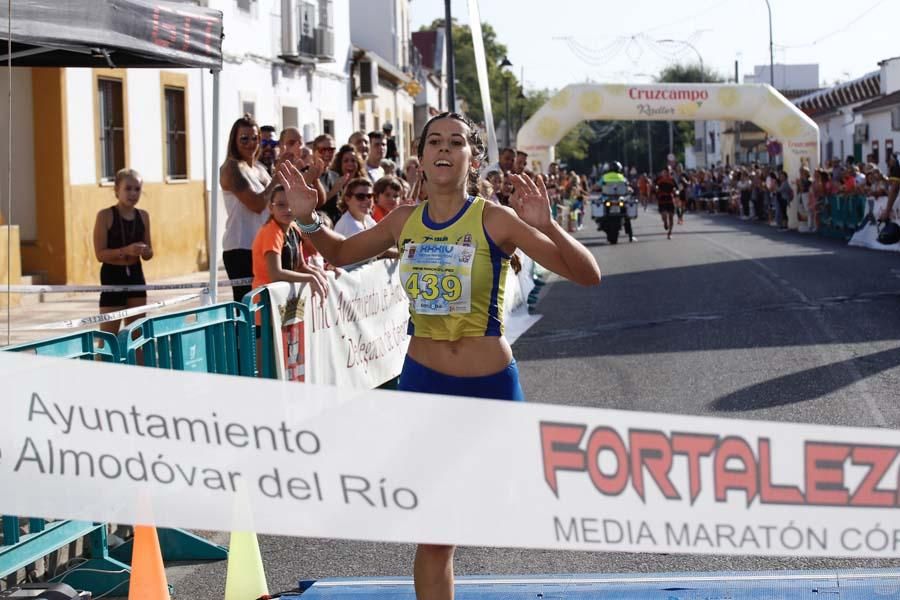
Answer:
[
  {"xmin": 223, "ymin": 531, "xmax": 268, "ymax": 600},
  {"xmin": 128, "ymin": 526, "xmax": 171, "ymax": 600}
]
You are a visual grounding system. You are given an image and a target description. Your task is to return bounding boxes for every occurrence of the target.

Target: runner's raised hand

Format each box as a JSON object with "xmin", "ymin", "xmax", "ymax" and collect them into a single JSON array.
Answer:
[
  {"xmin": 508, "ymin": 173, "xmax": 552, "ymax": 231},
  {"xmin": 276, "ymin": 161, "xmax": 318, "ymax": 221}
]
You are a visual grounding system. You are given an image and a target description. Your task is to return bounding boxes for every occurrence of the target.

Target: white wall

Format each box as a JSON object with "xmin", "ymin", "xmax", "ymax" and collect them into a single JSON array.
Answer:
[
  {"xmin": 66, "ymin": 68, "xmax": 96, "ymax": 186},
  {"xmin": 861, "ymin": 111, "xmax": 894, "ymax": 171},
  {"xmin": 880, "ymin": 57, "xmax": 900, "ymax": 95},
  {"xmin": 66, "ymin": 67, "xmax": 203, "ymax": 186},
  {"xmin": 0, "ymin": 68, "xmax": 36, "ymax": 239},
  {"xmin": 127, "ymin": 70, "xmax": 164, "ymax": 183},
  {"xmin": 747, "ymin": 64, "xmax": 819, "ymax": 90},
  {"xmin": 349, "ymin": 0, "xmax": 394, "ymax": 65}
]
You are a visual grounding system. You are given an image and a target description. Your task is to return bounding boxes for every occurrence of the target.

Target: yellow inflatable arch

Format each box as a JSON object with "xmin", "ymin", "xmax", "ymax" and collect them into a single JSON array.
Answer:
[{"xmin": 516, "ymin": 83, "xmax": 819, "ymax": 229}]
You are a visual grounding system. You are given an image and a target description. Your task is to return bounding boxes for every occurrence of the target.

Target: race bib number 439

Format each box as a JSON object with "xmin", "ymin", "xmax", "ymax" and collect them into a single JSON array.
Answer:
[{"xmin": 400, "ymin": 243, "xmax": 476, "ymax": 315}]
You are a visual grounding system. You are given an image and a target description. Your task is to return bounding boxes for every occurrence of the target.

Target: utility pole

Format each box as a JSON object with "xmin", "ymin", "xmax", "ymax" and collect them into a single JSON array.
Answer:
[
  {"xmin": 734, "ymin": 59, "xmax": 742, "ymax": 165},
  {"xmin": 764, "ymin": 0, "xmax": 774, "ymax": 88},
  {"xmin": 444, "ymin": 0, "xmax": 455, "ymax": 112}
]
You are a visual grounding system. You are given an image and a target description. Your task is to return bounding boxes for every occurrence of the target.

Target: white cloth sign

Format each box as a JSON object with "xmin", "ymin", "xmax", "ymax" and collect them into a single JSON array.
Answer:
[
  {"xmin": 2, "ymin": 350, "xmax": 899, "ymax": 558},
  {"xmin": 262, "ymin": 260, "xmax": 411, "ymax": 387}
]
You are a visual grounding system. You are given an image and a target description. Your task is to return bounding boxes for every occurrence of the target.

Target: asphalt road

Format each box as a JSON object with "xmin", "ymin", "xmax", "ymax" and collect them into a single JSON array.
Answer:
[{"xmin": 177, "ymin": 211, "xmax": 900, "ymax": 598}]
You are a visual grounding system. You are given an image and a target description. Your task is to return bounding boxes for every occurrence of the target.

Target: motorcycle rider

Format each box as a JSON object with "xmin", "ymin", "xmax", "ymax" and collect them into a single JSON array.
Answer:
[{"xmin": 602, "ymin": 161, "xmax": 635, "ymax": 242}]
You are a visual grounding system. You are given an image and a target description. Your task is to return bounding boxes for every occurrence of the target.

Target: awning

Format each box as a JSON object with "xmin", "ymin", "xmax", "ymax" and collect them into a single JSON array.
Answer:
[{"xmin": 0, "ymin": 0, "xmax": 222, "ymax": 70}]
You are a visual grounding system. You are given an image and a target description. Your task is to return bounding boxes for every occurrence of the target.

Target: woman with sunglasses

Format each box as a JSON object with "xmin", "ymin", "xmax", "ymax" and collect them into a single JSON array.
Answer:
[
  {"xmin": 277, "ymin": 112, "xmax": 600, "ymax": 600},
  {"xmin": 220, "ymin": 114, "xmax": 278, "ymax": 301},
  {"xmin": 332, "ymin": 178, "xmax": 377, "ymax": 238}
]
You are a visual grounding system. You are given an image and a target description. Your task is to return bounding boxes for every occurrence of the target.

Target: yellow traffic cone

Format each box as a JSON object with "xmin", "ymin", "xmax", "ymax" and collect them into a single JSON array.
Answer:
[
  {"xmin": 223, "ymin": 531, "xmax": 268, "ymax": 600},
  {"xmin": 128, "ymin": 526, "xmax": 170, "ymax": 600}
]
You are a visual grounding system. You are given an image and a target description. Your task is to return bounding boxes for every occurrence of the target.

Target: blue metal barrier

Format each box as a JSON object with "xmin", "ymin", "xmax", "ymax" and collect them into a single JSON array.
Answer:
[
  {"xmin": 118, "ymin": 301, "xmax": 254, "ymax": 377},
  {"xmin": 2, "ymin": 331, "xmax": 130, "ymax": 596},
  {"xmin": 243, "ymin": 286, "xmax": 277, "ymax": 379},
  {"xmin": 114, "ymin": 303, "xmax": 254, "ymax": 562},
  {"xmin": 818, "ymin": 195, "xmax": 868, "ymax": 240}
]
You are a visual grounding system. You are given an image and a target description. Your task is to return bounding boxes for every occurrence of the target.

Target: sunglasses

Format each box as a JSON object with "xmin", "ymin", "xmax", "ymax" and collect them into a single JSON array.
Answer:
[
  {"xmin": 352, "ymin": 192, "xmax": 374, "ymax": 200},
  {"xmin": 238, "ymin": 135, "xmax": 259, "ymax": 144},
  {"xmin": 260, "ymin": 139, "xmax": 278, "ymax": 148},
  {"xmin": 317, "ymin": 146, "xmax": 336, "ymax": 153}
]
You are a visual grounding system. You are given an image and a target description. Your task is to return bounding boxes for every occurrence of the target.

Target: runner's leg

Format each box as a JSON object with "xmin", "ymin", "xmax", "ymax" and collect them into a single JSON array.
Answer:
[{"xmin": 415, "ymin": 544, "xmax": 455, "ymax": 600}]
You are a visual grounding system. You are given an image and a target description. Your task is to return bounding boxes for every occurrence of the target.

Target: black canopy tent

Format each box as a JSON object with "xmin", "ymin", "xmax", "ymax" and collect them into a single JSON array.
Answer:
[
  {"xmin": 0, "ymin": 0, "xmax": 222, "ymax": 68},
  {"xmin": 1, "ymin": 0, "xmax": 227, "ymax": 303}
]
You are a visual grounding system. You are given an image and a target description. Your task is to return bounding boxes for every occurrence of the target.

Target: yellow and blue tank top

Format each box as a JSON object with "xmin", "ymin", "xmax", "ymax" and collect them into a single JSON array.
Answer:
[{"xmin": 398, "ymin": 196, "xmax": 510, "ymax": 341}]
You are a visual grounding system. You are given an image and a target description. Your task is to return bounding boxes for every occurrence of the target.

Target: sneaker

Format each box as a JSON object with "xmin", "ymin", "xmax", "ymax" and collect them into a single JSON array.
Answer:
[{"xmin": 629, "ymin": 236, "xmax": 637, "ymax": 242}]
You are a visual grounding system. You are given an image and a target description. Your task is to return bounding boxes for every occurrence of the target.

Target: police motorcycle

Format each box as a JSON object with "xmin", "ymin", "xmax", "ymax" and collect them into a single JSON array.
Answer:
[{"xmin": 590, "ymin": 163, "xmax": 639, "ymax": 244}]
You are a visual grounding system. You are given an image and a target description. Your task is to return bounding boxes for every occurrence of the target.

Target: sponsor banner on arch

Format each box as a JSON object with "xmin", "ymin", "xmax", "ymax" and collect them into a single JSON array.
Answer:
[{"xmin": 1, "ymin": 350, "xmax": 898, "ymax": 559}]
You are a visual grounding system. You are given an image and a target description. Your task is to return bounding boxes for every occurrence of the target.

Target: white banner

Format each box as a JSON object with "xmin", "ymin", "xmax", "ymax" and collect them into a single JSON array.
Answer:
[
  {"xmin": 262, "ymin": 260, "xmax": 411, "ymax": 387},
  {"xmin": 2, "ymin": 350, "xmax": 899, "ymax": 558},
  {"xmin": 259, "ymin": 256, "xmax": 539, "ymax": 386}
]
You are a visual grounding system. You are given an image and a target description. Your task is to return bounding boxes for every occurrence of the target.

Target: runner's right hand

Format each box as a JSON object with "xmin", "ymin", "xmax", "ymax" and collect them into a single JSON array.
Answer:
[{"xmin": 276, "ymin": 162, "xmax": 318, "ymax": 223}]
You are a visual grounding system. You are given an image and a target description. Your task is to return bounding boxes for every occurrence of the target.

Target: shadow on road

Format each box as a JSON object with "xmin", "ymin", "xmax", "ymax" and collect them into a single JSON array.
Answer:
[{"xmin": 710, "ymin": 345, "xmax": 900, "ymax": 412}]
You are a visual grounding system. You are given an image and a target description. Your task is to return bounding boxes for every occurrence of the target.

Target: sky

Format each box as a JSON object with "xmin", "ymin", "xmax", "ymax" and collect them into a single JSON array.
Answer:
[{"xmin": 410, "ymin": 0, "xmax": 899, "ymax": 93}]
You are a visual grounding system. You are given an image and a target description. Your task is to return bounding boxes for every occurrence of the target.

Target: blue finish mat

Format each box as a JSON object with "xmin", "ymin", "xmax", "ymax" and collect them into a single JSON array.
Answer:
[{"xmin": 288, "ymin": 569, "xmax": 900, "ymax": 598}]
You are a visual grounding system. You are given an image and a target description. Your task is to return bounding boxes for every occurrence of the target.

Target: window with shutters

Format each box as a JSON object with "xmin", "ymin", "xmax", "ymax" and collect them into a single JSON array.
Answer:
[
  {"xmin": 98, "ymin": 78, "xmax": 125, "ymax": 182},
  {"xmin": 164, "ymin": 87, "xmax": 188, "ymax": 180}
]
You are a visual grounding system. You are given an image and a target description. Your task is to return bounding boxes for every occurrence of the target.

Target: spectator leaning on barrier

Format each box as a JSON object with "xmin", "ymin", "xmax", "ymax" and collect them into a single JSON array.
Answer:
[
  {"xmin": 275, "ymin": 111, "xmax": 600, "ymax": 600},
  {"xmin": 92, "ymin": 168, "xmax": 154, "ymax": 335},
  {"xmin": 250, "ymin": 184, "xmax": 327, "ymax": 297}
]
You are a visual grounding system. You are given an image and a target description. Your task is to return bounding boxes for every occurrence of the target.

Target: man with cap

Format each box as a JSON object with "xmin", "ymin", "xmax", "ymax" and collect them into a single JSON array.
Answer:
[{"xmin": 383, "ymin": 122, "xmax": 399, "ymax": 162}]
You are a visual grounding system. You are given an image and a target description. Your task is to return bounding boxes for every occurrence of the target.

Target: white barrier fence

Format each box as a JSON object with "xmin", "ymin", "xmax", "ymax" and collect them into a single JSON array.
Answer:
[
  {"xmin": 259, "ymin": 256, "xmax": 540, "ymax": 387},
  {"xmin": 2, "ymin": 349, "xmax": 899, "ymax": 558}
]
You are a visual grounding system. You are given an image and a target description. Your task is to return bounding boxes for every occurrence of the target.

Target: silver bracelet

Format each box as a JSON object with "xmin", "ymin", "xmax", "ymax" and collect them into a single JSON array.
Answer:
[{"xmin": 297, "ymin": 211, "xmax": 322, "ymax": 234}]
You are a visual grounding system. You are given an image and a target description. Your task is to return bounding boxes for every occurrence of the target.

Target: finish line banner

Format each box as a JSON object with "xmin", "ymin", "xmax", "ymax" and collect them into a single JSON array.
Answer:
[{"xmin": 2, "ymin": 351, "xmax": 899, "ymax": 558}]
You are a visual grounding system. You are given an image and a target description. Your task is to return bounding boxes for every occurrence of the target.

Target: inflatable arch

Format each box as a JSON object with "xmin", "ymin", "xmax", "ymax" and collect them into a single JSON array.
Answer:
[{"xmin": 516, "ymin": 83, "xmax": 819, "ymax": 229}]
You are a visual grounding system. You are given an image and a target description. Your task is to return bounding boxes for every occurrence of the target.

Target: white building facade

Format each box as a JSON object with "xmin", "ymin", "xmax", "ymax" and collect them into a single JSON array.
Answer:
[{"xmin": 348, "ymin": 0, "xmax": 417, "ymax": 163}]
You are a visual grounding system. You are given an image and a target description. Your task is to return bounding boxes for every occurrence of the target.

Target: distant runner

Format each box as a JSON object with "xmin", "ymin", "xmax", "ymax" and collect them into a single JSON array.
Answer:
[{"xmin": 655, "ymin": 168, "xmax": 677, "ymax": 239}]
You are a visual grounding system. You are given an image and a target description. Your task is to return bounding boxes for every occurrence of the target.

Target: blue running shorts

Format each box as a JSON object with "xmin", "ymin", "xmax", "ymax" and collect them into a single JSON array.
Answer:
[{"xmin": 397, "ymin": 355, "xmax": 525, "ymax": 401}]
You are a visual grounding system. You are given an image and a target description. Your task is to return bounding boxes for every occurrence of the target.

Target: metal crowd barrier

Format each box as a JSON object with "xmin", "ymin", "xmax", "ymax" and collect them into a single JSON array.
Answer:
[
  {"xmin": 118, "ymin": 301, "xmax": 254, "ymax": 377},
  {"xmin": 2, "ymin": 331, "xmax": 129, "ymax": 595},
  {"xmin": 1, "ymin": 303, "xmax": 260, "ymax": 593},
  {"xmin": 818, "ymin": 194, "xmax": 868, "ymax": 240},
  {"xmin": 243, "ymin": 286, "xmax": 278, "ymax": 379}
]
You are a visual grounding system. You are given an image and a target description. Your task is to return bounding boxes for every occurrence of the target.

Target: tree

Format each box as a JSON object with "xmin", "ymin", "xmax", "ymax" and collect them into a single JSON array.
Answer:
[
  {"xmin": 655, "ymin": 63, "xmax": 726, "ymax": 169},
  {"xmin": 421, "ymin": 19, "xmax": 515, "ymax": 126}
]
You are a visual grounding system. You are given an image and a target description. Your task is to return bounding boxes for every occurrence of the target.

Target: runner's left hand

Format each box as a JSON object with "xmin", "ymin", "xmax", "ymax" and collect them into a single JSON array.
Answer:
[{"xmin": 509, "ymin": 173, "xmax": 552, "ymax": 232}]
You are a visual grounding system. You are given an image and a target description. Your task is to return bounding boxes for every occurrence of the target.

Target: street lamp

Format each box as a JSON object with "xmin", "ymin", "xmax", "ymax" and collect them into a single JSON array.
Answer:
[
  {"xmin": 499, "ymin": 55, "xmax": 513, "ymax": 148},
  {"xmin": 659, "ymin": 38, "xmax": 708, "ymax": 169},
  {"xmin": 764, "ymin": 0, "xmax": 775, "ymax": 88}
]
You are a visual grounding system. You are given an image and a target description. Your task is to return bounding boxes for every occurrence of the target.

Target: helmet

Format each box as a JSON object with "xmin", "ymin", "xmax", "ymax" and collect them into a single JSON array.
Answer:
[
  {"xmin": 877, "ymin": 221, "xmax": 900, "ymax": 245},
  {"xmin": 612, "ymin": 161, "xmax": 623, "ymax": 173}
]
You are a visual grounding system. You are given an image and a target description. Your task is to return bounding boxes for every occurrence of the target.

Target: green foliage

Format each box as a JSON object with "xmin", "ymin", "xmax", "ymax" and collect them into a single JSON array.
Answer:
[
  {"xmin": 556, "ymin": 122, "xmax": 594, "ymax": 164},
  {"xmin": 421, "ymin": 19, "xmax": 513, "ymax": 125}
]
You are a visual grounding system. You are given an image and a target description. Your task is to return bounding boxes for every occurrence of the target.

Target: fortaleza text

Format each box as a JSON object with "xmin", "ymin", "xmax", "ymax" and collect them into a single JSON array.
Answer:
[{"xmin": 540, "ymin": 421, "xmax": 900, "ymax": 508}]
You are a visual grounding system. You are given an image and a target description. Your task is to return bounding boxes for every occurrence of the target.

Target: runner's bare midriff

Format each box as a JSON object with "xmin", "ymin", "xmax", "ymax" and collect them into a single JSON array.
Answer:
[{"xmin": 407, "ymin": 335, "xmax": 513, "ymax": 377}]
